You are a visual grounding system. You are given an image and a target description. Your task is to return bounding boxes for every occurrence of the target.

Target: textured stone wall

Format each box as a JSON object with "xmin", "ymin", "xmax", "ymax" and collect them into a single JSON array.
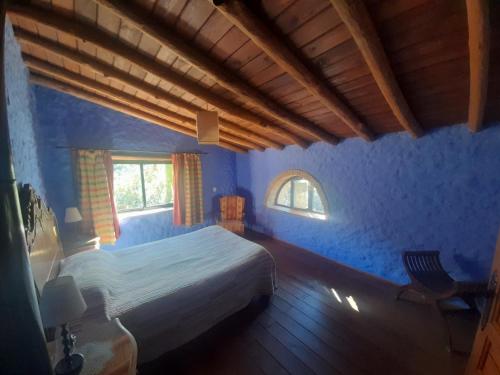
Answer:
[
  {"xmin": 4, "ymin": 20, "xmax": 45, "ymax": 197},
  {"xmin": 35, "ymin": 86, "xmax": 236, "ymax": 249},
  {"xmin": 236, "ymin": 125, "xmax": 500, "ymax": 284}
]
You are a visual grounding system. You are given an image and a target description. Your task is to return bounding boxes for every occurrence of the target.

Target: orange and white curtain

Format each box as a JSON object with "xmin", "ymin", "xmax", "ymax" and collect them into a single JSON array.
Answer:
[
  {"xmin": 172, "ymin": 153, "xmax": 204, "ymax": 226},
  {"xmin": 77, "ymin": 150, "xmax": 120, "ymax": 244}
]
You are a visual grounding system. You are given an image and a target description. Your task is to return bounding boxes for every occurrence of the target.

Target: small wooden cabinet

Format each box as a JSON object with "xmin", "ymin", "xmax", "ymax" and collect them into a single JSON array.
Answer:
[{"xmin": 49, "ymin": 318, "xmax": 137, "ymax": 375}]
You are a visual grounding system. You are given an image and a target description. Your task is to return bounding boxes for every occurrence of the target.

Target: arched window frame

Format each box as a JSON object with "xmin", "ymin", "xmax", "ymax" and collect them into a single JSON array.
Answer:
[{"xmin": 265, "ymin": 170, "xmax": 328, "ymax": 220}]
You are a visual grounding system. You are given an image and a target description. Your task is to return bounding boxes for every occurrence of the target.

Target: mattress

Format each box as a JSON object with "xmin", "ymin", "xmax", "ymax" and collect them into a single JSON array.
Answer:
[{"xmin": 59, "ymin": 225, "xmax": 276, "ymax": 363}]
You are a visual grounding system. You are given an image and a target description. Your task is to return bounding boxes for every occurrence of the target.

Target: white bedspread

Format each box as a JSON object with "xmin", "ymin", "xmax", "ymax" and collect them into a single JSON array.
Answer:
[{"xmin": 59, "ymin": 226, "xmax": 276, "ymax": 363}]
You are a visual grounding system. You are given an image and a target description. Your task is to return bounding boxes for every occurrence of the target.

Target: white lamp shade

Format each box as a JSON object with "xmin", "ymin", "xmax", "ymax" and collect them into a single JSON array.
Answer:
[
  {"xmin": 39, "ymin": 276, "xmax": 87, "ymax": 328},
  {"xmin": 64, "ymin": 207, "xmax": 82, "ymax": 223}
]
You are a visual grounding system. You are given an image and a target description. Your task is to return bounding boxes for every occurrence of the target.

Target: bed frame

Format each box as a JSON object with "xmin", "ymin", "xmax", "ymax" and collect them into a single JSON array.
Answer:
[{"xmin": 19, "ymin": 184, "xmax": 64, "ymax": 295}]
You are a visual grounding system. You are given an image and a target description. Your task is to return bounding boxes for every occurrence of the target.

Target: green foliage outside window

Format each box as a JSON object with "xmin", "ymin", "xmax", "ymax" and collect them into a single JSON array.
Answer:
[{"xmin": 113, "ymin": 161, "xmax": 173, "ymax": 212}]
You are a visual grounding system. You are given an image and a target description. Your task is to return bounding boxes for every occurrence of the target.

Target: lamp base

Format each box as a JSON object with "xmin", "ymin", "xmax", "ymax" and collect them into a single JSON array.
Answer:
[{"xmin": 55, "ymin": 353, "xmax": 84, "ymax": 375}]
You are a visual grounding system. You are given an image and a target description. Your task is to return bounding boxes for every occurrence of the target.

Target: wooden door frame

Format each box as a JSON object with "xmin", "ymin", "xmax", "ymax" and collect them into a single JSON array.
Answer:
[{"xmin": 466, "ymin": 230, "xmax": 500, "ymax": 374}]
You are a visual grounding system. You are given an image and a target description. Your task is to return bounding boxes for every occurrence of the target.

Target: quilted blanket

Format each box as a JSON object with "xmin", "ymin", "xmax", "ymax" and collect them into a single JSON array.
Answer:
[{"xmin": 59, "ymin": 225, "xmax": 276, "ymax": 363}]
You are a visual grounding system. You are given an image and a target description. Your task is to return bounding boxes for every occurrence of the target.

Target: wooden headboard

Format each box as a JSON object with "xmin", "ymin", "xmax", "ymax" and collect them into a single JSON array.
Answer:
[{"xmin": 19, "ymin": 184, "xmax": 64, "ymax": 294}]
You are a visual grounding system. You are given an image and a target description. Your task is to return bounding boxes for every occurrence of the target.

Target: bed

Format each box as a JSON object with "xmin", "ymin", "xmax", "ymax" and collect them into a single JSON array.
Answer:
[
  {"xmin": 22, "ymin": 185, "xmax": 276, "ymax": 364},
  {"xmin": 59, "ymin": 226, "xmax": 276, "ymax": 363}
]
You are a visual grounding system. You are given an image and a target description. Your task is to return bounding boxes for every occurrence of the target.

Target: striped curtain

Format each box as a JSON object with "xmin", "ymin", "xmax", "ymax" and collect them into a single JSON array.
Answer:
[
  {"xmin": 172, "ymin": 153, "xmax": 204, "ymax": 226},
  {"xmin": 77, "ymin": 150, "xmax": 120, "ymax": 244}
]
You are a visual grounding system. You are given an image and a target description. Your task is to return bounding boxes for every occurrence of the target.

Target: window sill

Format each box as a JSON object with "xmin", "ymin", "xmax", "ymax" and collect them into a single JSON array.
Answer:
[
  {"xmin": 269, "ymin": 205, "xmax": 327, "ymax": 220},
  {"xmin": 118, "ymin": 207, "xmax": 172, "ymax": 220}
]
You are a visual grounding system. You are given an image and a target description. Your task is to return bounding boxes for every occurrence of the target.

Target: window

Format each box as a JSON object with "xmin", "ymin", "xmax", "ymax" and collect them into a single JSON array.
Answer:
[
  {"xmin": 113, "ymin": 156, "xmax": 173, "ymax": 213},
  {"xmin": 266, "ymin": 170, "xmax": 328, "ymax": 220},
  {"xmin": 275, "ymin": 178, "xmax": 325, "ymax": 214}
]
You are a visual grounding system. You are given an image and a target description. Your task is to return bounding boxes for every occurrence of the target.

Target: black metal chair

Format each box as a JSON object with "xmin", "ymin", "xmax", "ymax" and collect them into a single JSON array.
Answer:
[{"xmin": 396, "ymin": 251, "xmax": 487, "ymax": 352}]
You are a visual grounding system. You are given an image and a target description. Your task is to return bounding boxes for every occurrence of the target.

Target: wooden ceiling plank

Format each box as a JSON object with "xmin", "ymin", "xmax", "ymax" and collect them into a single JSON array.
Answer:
[
  {"xmin": 184, "ymin": 67, "xmax": 205, "ymax": 82},
  {"xmin": 274, "ymin": 0, "xmax": 331, "ymax": 35},
  {"xmin": 174, "ymin": 0, "xmax": 215, "ymax": 40},
  {"xmin": 35, "ymin": 21, "xmax": 58, "ymax": 42},
  {"xmin": 331, "ymin": 0, "xmax": 423, "ymax": 138},
  {"xmin": 288, "ymin": 7, "xmax": 342, "ymax": 49},
  {"xmin": 238, "ymin": 52, "xmax": 274, "ymax": 78},
  {"xmin": 51, "ymin": 0, "xmax": 74, "ymax": 15},
  {"xmin": 301, "ymin": 24, "xmax": 351, "ymax": 60},
  {"xmin": 74, "ymin": 0, "xmax": 96, "ymax": 24},
  {"xmin": 314, "ymin": 40, "xmax": 360, "ymax": 71},
  {"xmin": 378, "ymin": 3, "xmax": 466, "ymax": 54},
  {"xmin": 153, "ymin": 0, "xmax": 189, "ymax": 26},
  {"xmin": 369, "ymin": 0, "xmax": 430, "ymax": 22},
  {"xmin": 29, "ymin": 72, "xmax": 248, "ymax": 154},
  {"xmin": 289, "ymin": 97, "xmax": 327, "ymax": 112},
  {"xmin": 56, "ymin": 30, "xmax": 78, "ymax": 51},
  {"xmin": 209, "ymin": 25, "xmax": 249, "ymax": 62},
  {"xmin": 261, "ymin": 0, "xmax": 296, "ymax": 20},
  {"xmin": 281, "ymin": 89, "xmax": 313, "ymax": 106},
  {"xmin": 10, "ymin": 15, "xmax": 34, "ymax": 34},
  {"xmin": 134, "ymin": 90, "xmax": 150, "ymax": 102},
  {"xmin": 465, "ymin": 0, "xmax": 490, "ymax": 132},
  {"xmin": 131, "ymin": 0, "xmax": 157, "ymax": 13},
  {"xmin": 108, "ymin": 78, "xmax": 124, "ymax": 92},
  {"xmin": 9, "ymin": 6, "xmax": 302, "ymax": 147},
  {"xmin": 213, "ymin": 0, "xmax": 368, "ymax": 140},
  {"xmin": 96, "ymin": 3, "xmax": 121, "ymax": 36},
  {"xmin": 229, "ymin": 2, "xmax": 340, "ymax": 78},
  {"xmin": 193, "ymin": 9, "xmax": 233, "ymax": 50},
  {"xmin": 118, "ymin": 21, "xmax": 143, "ymax": 49},
  {"xmin": 122, "ymin": 84, "xmax": 138, "ymax": 97},
  {"xmin": 390, "ymin": 33, "xmax": 468, "ymax": 71},
  {"xmin": 94, "ymin": 0, "xmax": 336, "ymax": 144},
  {"xmin": 61, "ymin": 56, "xmax": 80, "ymax": 74},
  {"xmin": 94, "ymin": 74, "xmax": 112, "ymax": 87},
  {"xmin": 224, "ymin": 40, "xmax": 261, "ymax": 71},
  {"xmin": 31, "ymin": 0, "xmax": 50, "ymax": 9}
]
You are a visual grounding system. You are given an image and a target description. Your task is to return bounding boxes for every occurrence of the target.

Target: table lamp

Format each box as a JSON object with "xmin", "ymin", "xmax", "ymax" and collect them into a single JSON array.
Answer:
[
  {"xmin": 64, "ymin": 207, "xmax": 82, "ymax": 237},
  {"xmin": 40, "ymin": 276, "xmax": 87, "ymax": 375}
]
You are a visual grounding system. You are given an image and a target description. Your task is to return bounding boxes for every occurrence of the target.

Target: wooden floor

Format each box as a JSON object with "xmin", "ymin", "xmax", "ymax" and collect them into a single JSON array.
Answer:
[{"xmin": 139, "ymin": 231, "xmax": 478, "ymax": 375}]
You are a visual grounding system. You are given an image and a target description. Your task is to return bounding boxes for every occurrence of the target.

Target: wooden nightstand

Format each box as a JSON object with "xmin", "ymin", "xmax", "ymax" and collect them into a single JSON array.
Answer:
[
  {"xmin": 49, "ymin": 318, "xmax": 137, "ymax": 375},
  {"xmin": 62, "ymin": 234, "xmax": 100, "ymax": 257}
]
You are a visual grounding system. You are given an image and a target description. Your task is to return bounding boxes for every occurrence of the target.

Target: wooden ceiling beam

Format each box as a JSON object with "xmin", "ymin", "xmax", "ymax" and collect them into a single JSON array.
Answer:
[
  {"xmin": 330, "ymin": 0, "xmax": 423, "ymax": 138},
  {"xmin": 25, "ymin": 56, "xmax": 261, "ymax": 151},
  {"xmin": 16, "ymin": 29, "xmax": 278, "ymax": 150},
  {"xmin": 8, "ymin": 5, "xmax": 306, "ymax": 148},
  {"xmin": 93, "ymin": 0, "xmax": 339, "ymax": 145},
  {"xmin": 29, "ymin": 73, "xmax": 248, "ymax": 154},
  {"xmin": 213, "ymin": 0, "xmax": 375, "ymax": 141},
  {"xmin": 465, "ymin": 0, "xmax": 490, "ymax": 132},
  {"xmin": 24, "ymin": 54, "xmax": 263, "ymax": 151}
]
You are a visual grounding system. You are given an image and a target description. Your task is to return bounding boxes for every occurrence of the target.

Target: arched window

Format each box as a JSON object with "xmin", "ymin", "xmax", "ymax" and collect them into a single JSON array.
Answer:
[{"xmin": 266, "ymin": 170, "xmax": 328, "ymax": 220}]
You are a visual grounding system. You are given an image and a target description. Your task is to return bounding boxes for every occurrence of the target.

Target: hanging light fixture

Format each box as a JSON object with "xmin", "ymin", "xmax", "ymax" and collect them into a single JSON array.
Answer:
[{"xmin": 196, "ymin": 110, "xmax": 219, "ymax": 145}]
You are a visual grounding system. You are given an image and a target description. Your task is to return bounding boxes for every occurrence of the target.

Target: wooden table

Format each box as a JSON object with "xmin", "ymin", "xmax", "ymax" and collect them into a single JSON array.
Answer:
[{"xmin": 49, "ymin": 318, "xmax": 137, "ymax": 375}]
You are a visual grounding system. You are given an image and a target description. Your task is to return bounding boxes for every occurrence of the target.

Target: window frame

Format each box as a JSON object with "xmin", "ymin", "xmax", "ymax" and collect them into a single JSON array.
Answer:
[
  {"xmin": 265, "ymin": 170, "xmax": 328, "ymax": 220},
  {"xmin": 274, "ymin": 177, "xmax": 324, "ymax": 214},
  {"xmin": 112, "ymin": 158, "xmax": 173, "ymax": 214}
]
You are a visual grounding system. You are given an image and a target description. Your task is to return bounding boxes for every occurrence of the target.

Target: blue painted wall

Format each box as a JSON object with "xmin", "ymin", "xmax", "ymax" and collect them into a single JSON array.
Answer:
[
  {"xmin": 35, "ymin": 86, "xmax": 236, "ymax": 249},
  {"xmin": 4, "ymin": 20, "xmax": 45, "ymax": 197},
  {"xmin": 236, "ymin": 125, "xmax": 500, "ymax": 284}
]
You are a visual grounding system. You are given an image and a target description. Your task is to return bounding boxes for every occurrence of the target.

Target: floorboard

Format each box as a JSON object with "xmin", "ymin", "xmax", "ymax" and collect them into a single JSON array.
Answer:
[{"xmin": 139, "ymin": 231, "xmax": 475, "ymax": 375}]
